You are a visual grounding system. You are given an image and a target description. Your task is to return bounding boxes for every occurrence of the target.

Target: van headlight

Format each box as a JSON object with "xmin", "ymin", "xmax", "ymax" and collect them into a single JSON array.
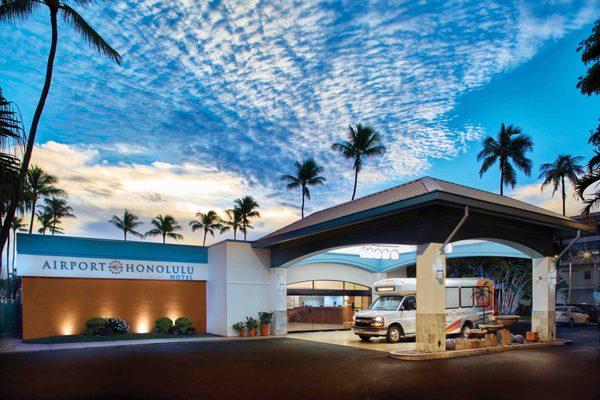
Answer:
[
  {"xmin": 372, "ymin": 316, "xmax": 384, "ymax": 327},
  {"xmin": 374, "ymin": 316, "xmax": 384, "ymax": 322}
]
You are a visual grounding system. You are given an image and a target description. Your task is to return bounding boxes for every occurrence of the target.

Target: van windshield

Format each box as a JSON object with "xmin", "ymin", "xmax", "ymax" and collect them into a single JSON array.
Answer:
[{"xmin": 370, "ymin": 296, "xmax": 403, "ymax": 311}]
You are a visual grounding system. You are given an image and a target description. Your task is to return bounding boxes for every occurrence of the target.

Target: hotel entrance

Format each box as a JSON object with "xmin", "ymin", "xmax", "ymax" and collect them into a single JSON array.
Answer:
[{"xmin": 286, "ymin": 280, "xmax": 372, "ymax": 332}]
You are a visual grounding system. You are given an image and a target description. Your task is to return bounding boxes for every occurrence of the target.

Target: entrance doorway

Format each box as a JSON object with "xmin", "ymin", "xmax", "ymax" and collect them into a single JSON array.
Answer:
[{"xmin": 287, "ymin": 280, "xmax": 372, "ymax": 332}]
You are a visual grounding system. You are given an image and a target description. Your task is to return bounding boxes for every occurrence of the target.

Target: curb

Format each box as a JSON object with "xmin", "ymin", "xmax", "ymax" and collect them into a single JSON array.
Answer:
[
  {"xmin": 0, "ymin": 335, "xmax": 285, "ymax": 354},
  {"xmin": 389, "ymin": 339, "xmax": 572, "ymax": 361}
]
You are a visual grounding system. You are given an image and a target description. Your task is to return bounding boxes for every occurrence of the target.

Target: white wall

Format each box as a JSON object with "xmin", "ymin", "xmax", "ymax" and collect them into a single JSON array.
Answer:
[
  {"xmin": 207, "ymin": 241, "xmax": 285, "ymax": 336},
  {"xmin": 286, "ymin": 262, "xmax": 384, "ymax": 286}
]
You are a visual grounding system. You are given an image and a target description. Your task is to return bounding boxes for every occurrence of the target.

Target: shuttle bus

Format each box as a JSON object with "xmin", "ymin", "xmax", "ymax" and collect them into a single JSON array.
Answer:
[{"xmin": 352, "ymin": 278, "xmax": 494, "ymax": 343}]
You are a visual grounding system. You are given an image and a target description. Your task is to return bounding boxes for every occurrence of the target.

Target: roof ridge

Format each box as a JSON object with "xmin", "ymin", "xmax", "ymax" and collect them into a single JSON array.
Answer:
[
  {"xmin": 431, "ymin": 177, "xmax": 572, "ymax": 220},
  {"xmin": 303, "ymin": 176, "xmax": 427, "ymax": 219}
]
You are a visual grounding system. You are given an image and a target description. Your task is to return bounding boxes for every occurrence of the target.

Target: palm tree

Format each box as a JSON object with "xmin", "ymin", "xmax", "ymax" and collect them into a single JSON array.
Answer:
[
  {"xmin": 0, "ymin": 0, "xmax": 122, "ymax": 252},
  {"xmin": 220, "ymin": 208, "xmax": 243, "ymax": 240},
  {"xmin": 331, "ymin": 123, "xmax": 386, "ymax": 200},
  {"xmin": 145, "ymin": 214, "xmax": 183, "ymax": 244},
  {"xmin": 39, "ymin": 196, "xmax": 75, "ymax": 235},
  {"xmin": 109, "ymin": 209, "xmax": 143, "ymax": 241},
  {"xmin": 576, "ymin": 171, "xmax": 600, "ymax": 215},
  {"xmin": 477, "ymin": 123, "xmax": 533, "ymax": 195},
  {"xmin": 36, "ymin": 210, "xmax": 54, "ymax": 235},
  {"xmin": 281, "ymin": 158, "xmax": 326, "ymax": 218},
  {"xmin": 24, "ymin": 166, "xmax": 65, "ymax": 233},
  {"xmin": 189, "ymin": 210, "xmax": 223, "ymax": 246},
  {"xmin": 234, "ymin": 196, "xmax": 260, "ymax": 241},
  {"xmin": 538, "ymin": 155, "xmax": 584, "ymax": 216},
  {"xmin": 0, "ymin": 88, "xmax": 25, "ymax": 276}
]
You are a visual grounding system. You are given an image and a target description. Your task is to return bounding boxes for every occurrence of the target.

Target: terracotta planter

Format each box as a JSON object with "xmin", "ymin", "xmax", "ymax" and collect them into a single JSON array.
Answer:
[
  {"xmin": 248, "ymin": 327, "xmax": 256, "ymax": 337},
  {"xmin": 260, "ymin": 323, "xmax": 270, "ymax": 336},
  {"xmin": 237, "ymin": 330, "xmax": 246, "ymax": 337}
]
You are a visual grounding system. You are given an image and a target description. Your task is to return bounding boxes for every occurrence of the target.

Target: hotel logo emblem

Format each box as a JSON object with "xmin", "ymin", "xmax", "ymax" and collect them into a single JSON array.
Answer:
[{"xmin": 108, "ymin": 260, "xmax": 123, "ymax": 275}]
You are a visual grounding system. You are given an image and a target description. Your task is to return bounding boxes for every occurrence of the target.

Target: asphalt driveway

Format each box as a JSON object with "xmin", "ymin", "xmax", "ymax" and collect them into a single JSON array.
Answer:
[{"xmin": 0, "ymin": 325, "xmax": 597, "ymax": 400}]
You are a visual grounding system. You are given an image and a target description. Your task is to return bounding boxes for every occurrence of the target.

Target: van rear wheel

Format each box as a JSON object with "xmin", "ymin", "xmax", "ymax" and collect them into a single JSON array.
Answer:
[
  {"xmin": 358, "ymin": 335, "xmax": 371, "ymax": 342},
  {"xmin": 386, "ymin": 325, "xmax": 403, "ymax": 343}
]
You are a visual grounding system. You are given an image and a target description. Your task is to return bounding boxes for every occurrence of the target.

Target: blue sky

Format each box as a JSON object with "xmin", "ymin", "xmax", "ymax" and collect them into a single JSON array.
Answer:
[{"xmin": 1, "ymin": 0, "xmax": 599, "ymax": 244}]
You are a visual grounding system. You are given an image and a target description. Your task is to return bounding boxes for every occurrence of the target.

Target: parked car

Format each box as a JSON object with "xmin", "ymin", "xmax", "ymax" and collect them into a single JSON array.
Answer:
[
  {"xmin": 567, "ymin": 304, "xmax": 598, "ymax": 323},
  {"xmin": 556, "ymin": 306, "xmax": 591, "ymax": 327}
]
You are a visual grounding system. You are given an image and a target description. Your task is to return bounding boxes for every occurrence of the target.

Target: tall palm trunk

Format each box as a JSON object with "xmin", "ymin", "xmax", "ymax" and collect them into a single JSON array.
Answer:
[
  {"xmin": 351, "ymin": 160, "xmax": 359, "ymax": 200},
  {"xmin": 561, "ymin": 176, "xmax": 566, "ymax": 216},
  {"xmin": 1, "ymin": 7, "xmax": 59, "ymax": 254},
  {"xmin": 233, "ymin": 227, "xmax": 237, "ymax": 240},
  {"xmin": 124, "ymin": 230, "xmax": 127, "ymax": 241},
  {"xmin": 162, "ymin": 233, "xmax": 166, "ymax": 244},
  {"xmin": 28, "ymin": 198, "xmax": 37, "ymax": 234},
  {"xmin": 203, "ymin": 230, "xmax": 207, "ymax": 246},
  {"xmin": 499, "ymin": 158, "xmax": 504, "ymax": 196},
  {"xmin": 12, "ymin": 229, "xmax": 17, "ymax": 270},
  {"xmin": 301, "ymin": 186, "xmax": 305, "ymax": 218}
]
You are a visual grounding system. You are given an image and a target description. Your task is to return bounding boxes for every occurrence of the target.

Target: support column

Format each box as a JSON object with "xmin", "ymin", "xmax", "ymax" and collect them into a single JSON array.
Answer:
[
  {"xmin": 416, "ymin": 243, "xmax": 446, "ymax": 352},
  {"xmin": 271, "ymin": 267, "xmax": 288, "ymax": 335},
  {"xmin": 532, "ymin": 257, "xmax": 556, "ymax": 342}
]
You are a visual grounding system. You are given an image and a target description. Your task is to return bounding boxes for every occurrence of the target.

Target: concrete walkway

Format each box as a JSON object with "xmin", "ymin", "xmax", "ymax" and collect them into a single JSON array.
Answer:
[
  {"xmin": 0, "ymin": 334, "xmax": 280, "ymax": 354},
  {"xmin": 288, "ymin": 330, "xmax": 415, "ymax": 352}
]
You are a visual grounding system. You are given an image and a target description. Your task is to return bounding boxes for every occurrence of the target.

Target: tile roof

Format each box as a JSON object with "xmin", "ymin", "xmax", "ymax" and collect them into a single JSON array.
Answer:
[{"xmin": 257, "ymin": 176, "xmax": 581, "ymax": 243}]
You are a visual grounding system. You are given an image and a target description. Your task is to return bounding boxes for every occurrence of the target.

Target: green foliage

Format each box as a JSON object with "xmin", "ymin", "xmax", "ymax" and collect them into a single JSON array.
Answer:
[
  {"xmin": 105, "ymin": 317, "xmax": 129, "ymax": 334},
  {"xmin": 189, "ymin": 211, "xmax": 223, "ymax": 246},
  {"xmin": 477, "ymin": 123, "xmax": 533, "ymax": 195},
  {"xmin": 281, "ymin": 158, "xmax": 326, "ymax": 218},
  {"xmin": 258, "ymin": 312, "xmax": 273, "ymax": 325},
  {"xmin": 245, "ymin": 316, "xmax": 259, "ymax": 329},
  {"xmin": 331, "ymin": 123, "xmax": 386, "ymax": 200},
  {"xmin": 109, "ymin": 209, "xmax": 143, "ymax": 241},
  {"xmin": 145, "ymin": 214, "xmax": 183, "ymax": 243},
  {"xmin": 83, "ymin": 317, "xmax": 106, "ymax": 336},
  {"xmin": 154, "ymin": 317, "xmax": 173, "ymax": 334},
  {"xmin": 174, "ymin": 317, "xmax": 192, "ymax": 330},
  {"xmin": 234, "ymin": 196, "xmax": 260, "ymax": 241},
  {"xmin": 577, "ymin": 19, "xmax": 600, "ymax": 96},
  {"xmin": 232, "ymin": 321, "xmax": 245, "ymax": 332}
]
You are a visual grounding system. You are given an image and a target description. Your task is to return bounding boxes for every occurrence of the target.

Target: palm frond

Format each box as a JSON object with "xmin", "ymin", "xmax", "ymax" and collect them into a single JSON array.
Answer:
[
  {"xmin": 60, "ymin": 4, "xmax": 122, "ymax": 65},
  {"xmin": 0, "ymin": 0, "xmax": 38, "ymax": 22}
]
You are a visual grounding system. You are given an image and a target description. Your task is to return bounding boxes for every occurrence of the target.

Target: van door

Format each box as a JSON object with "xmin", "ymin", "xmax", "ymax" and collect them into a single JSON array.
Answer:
[{"xmin": 400, "ymin": 296, "xmax": 417, "ymax": 335}]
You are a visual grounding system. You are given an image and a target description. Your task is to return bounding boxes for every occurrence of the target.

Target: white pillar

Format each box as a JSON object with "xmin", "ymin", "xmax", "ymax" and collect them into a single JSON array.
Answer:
[
  {"xmin": 416, "ymin": 243, "xmax": 446, "ymax": 352},
  {"xmin": 532, "ymin": 256, "xmax": 556, "ymax": 342},
  {"xmin": 271, "ymin": 267, "xmax": 288, "ymax": 335}
]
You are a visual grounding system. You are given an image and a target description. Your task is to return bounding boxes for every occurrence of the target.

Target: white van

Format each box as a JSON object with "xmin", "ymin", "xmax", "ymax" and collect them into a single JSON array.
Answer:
[{"xmin": 352, "ymin": 278, "xmax": 494, "ymax": 343}]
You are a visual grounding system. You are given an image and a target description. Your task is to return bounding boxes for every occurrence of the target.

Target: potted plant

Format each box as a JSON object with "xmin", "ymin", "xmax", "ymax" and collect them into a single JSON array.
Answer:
[
  {"xmin": 245, "ymin": 316, "xmax": 259, "ymax": 337},
  {"xmin": 258, "ymin": 311, "xmax": 273, "ymax": 336},
  {"xmin": 233, "ymin": 321, "xmax": 246, "ymax": 337}
]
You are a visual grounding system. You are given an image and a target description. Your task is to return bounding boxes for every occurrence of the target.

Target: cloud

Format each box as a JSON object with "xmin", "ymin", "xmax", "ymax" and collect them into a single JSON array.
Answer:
[
  {"xmin": 29, "ymin": 141, "xmax": 298, "ymax": 244},
  {"xmin": 1, "ymin": 0, "xmax": 597, "ymax": 239},
  {"xmin": 508, "ymin": 180, "xmax": 585, "ymax": 217}
]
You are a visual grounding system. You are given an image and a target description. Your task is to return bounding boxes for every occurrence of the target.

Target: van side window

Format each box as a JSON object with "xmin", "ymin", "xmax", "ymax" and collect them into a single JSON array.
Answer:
[
  {"xmin": 403, "ymin": 297, "xmax": 416, "ymax": 311},
  {"xmin": 446, "ymin": 287, "xmax": 459, "ymax": 309},
  {"xmin": 460, "ymin": 288, "xmax": 473, "ymax": 307}
]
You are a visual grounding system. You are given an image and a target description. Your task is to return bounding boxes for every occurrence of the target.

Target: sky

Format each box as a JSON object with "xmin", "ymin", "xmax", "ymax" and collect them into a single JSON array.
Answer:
[{"xmin": 1, "ymin": 0, "xmax": 599, "ymax": 245}]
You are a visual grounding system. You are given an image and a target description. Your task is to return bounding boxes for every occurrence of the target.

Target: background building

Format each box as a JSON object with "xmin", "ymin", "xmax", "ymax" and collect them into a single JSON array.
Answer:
[{"xmin": 556, "ymin": 212, "xmax": 600, "ymax": 305}]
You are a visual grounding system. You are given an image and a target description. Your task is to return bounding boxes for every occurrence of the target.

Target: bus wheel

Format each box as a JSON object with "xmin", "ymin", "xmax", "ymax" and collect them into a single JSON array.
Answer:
[
  {"xmin": 460, "ymin": 322, "xmax": 473, "ymax": 338},
  {"xmin": 386, "ymin": 325, "xmax": 403, "ymax": 343},
  {"xmin": 358, "ymin": 335, "xmax": 371, "ymax": 342}
]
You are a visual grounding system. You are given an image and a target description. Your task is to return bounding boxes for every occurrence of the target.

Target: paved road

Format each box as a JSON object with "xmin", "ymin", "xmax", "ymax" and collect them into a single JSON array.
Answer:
[{"xmin": 0, "ymin": 325, "xmax": 598, "ymax": 400}]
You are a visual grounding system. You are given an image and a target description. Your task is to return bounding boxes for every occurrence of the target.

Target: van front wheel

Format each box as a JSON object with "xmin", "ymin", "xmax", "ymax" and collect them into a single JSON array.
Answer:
[{"xmin": 386, "ymin": 325, "xmax": 403, "ymax": 343}]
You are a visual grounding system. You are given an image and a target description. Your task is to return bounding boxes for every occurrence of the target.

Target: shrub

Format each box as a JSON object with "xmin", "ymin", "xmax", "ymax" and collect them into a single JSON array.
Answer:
[
  {"xmin": 175, "ymin": 317, "xmax": 192, "ymax": 330},
  {"xmin": 258, "ymin": 312, "xmax": 273, "ymax": 325},
  {"xmin": 245, "ymin": 316, "xmax": 259, "ymax": 329},
  {"xmin": 105, "ymin": 317, "xmax": 129, "ymax": 335},
  {"xmin": 155, "ymin": 317, "xmax": 173, "ymax": 334},
  {"xmin": 183, "ymin": 326, "xmax": 196, "ymax": 335},
  {"xmin": 84, "ymin": 317, "xmax": 106, "ymax": 336},
  {"xmin": 232, "ymin": 322, "xmax": 245, "ymax": 332}
]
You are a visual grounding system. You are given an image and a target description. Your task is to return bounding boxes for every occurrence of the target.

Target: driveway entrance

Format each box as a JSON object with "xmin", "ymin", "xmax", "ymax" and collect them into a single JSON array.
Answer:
[{"xmin": 287, "ymin": 330, "xmax": 415, "ymax": 352}]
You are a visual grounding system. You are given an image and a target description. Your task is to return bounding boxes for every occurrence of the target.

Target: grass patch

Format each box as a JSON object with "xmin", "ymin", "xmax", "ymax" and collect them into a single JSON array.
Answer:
[{"xmin": 24, "ymin": 332, "xmax": 216, "ymax": 344}]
